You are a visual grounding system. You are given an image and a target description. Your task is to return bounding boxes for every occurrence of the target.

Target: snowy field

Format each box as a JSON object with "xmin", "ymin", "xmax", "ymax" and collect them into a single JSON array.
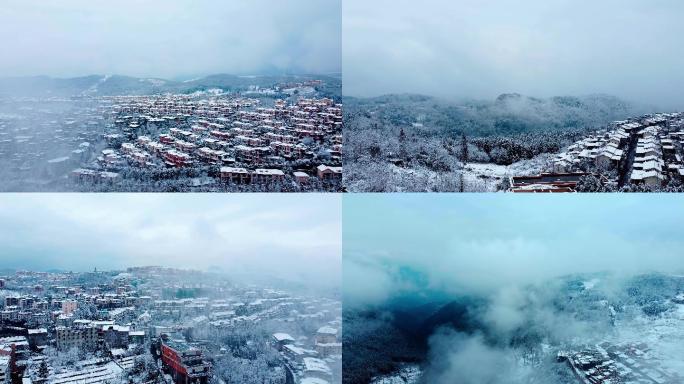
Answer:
[{"xmin": 345, "ymin": 154, "xmax": 551, "ymax": 192}]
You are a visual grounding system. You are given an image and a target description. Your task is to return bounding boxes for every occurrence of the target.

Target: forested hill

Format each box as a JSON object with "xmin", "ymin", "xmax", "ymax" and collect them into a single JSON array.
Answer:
[
  {"xmin": 344, "ymin": 93, "xmax": 650, "ymax": 137},
  {"xmin": 0, "ymin": 73, "xmax": 341, "ymax": 99}
]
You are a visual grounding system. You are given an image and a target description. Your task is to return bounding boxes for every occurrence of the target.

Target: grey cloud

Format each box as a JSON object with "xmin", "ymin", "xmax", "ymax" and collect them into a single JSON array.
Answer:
[
  {"xmin": 344, "ymin": 0, "xmax": 684, "ymax": 109},
  {"xmin": 343, "ymin": 195, "xmax": 684, "ymax": 305},
  {"xmin": 0, "ymin": 194, "xmax": 341, "ymax": 289},
  {"xmin": 0, "ymin": 0, "xmax": 341, "ymax": 78}
]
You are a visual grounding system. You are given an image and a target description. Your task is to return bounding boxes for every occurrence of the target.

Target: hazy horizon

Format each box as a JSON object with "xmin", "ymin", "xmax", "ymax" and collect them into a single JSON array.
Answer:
[
  {"xmin": 0, "ymin": 71, "xmax": 343, "ymax": 82},
  {"xmin": 0, "ymin": 0, "xmax": 341, "ymax": 79},
  {"xmin": 344, "ymin": 194, "xmax": 684, "ymax": 307},
  {"xmin": 344, "ymin": 0, "xmax": 684, "ymax": 110},
  {"xmin": 0, "ymin": 194, "xmax": 341, "ymax": 289}
]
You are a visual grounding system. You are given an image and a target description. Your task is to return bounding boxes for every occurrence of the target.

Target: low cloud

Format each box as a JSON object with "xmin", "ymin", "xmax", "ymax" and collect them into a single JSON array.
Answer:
[
  {"xmin": 344, "ymin": 195, "xmax": 684, "ymax": 382},
  {"xmin": 424, "ymin": 330, "xmax": 531, "ymax": 384}
]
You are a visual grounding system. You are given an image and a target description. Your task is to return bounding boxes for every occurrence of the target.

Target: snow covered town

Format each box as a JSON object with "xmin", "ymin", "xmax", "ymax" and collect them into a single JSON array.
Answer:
[
  {"xmin": 557, "ymin": 342, "xmax": 682, "ymax": 384},
  {"xmin": 0, "ymin": 80, "xmax": 342, "ymax": 192},
  {"xmin": 0, "ymin": 267, "xmax": 342, "ymax": 384},
  {"xmin": 509, "ymin": 112, "xmax": 684, "ymax": 192}
]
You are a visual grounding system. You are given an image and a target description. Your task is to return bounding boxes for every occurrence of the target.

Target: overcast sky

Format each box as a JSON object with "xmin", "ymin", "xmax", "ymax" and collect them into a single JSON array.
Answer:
[
  {"xmin": 0, "ymin": 194, "xmax": 340, "ymax": 289},
  {"xmin": 344, "ymin": 194, "xmax": 684, "ymax": 306},
  {"xmin": 344, "ymin": 0, "xmax": 684, "ymax": 109},
  {"xmin": 0, "ymin": 0, "xmax": 341, "ymax": 79}
]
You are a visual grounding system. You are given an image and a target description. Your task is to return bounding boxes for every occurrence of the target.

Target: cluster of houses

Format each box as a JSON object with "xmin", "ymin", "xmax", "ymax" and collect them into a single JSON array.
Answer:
[
  {"xmin": 511, "ymin": 112, "xmax": 684, "ymax": 192},
  {"xmin": 557, "ymin": 342, "xmax": 680, "ymax": 383},
  {"xmin": 0, "ymin": 267, "xmax": 341, "ymax": 384},
  {"xmin": 630, "ymin": 126, "xmax": 667, "ymax": 185},
  {"xmin": 272, "ymin": 323, "xmax": 342, "ymax": 384},
  {"xmin": 67, "ymin": 92, "xmax": 342, "ymax": 189},
  {"xmin": 0, "ymin": 270, "xmax": 165, "ymax": 383},
  {"xmin": 0, "ymin": 86, "xmax": 343, "ymax": 191},
  {"xmin": 218, "ymin": 164, "xmax": 342, "ymax": 185}
]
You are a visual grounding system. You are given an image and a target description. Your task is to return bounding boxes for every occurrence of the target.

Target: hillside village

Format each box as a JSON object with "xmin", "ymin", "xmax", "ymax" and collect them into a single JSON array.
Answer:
[
  {"xmin": 0, "ymin": 267, "xmax": 341, "ymax": 384},
  {"xmin": 509, "ymin": 112, "xmax": 684, "ymax": 192},
  {"xmin": 0, "ymin": 79, "xmax": 342, "ymax": 192}
]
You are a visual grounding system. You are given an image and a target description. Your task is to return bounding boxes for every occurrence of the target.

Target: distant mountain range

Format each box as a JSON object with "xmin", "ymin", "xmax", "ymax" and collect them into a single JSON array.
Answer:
[{"xmin": 0, "ymin": 73, "xmax": 341, "ymax": 97}]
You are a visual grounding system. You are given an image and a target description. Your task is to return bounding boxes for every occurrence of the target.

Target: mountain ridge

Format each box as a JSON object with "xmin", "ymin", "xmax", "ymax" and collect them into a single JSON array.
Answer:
[{"xmin": 0, "ymin": 73, "xmax": 340, "ymax": 97}]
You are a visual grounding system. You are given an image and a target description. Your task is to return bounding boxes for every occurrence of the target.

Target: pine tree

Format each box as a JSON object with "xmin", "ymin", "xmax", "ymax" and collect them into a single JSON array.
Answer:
[
  {"xmin": 460, "ymin": 133, "xmax": 469, "ymax": 164},
  {"xmin": 399, "ymin": 127, "xmax": 407, "ymax": 162},
  {"xmin": 38, "ymin": 360, "xmax": 49, "ymax": 382}
]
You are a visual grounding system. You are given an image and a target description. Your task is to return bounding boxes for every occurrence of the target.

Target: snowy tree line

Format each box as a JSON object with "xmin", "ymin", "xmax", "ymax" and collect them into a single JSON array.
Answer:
[{"xmin": 343, "ymin": 93, "xmax": 643, "ymax": 192}]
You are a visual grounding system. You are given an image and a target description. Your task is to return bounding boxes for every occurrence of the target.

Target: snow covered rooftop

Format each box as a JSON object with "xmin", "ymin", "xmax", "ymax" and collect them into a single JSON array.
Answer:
[
  {"xmin": 316, "ymin": 326, "xmax": 337, "ymax": 336},
  {"xmin": 300, "ymin": 378, "xmax": 330, "ymax": 384},
  {"xmin": 220, "ymin": 166, "xmax": 249, "ymax": 173},
  {"xmin": 272, "ymin": 333, "xmax": 295, "ymax": 342},
  {"xmin": 253, "ymin": 168, "xmax": 284, "ymax": 176},
  {"xmin": 49, "ymin": 362, "xmax": 123, "ymax": 384},
  {"xmin": 303, "ymin": 357, "xmax": 332, "ymax": 375}
]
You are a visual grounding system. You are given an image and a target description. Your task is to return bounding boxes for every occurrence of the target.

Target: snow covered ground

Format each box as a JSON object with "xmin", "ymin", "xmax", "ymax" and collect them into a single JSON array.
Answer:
[
  {"xmin": 82, "ymin": 74, "xmax": 112, "ymax": 95},
  {"xmin": 350, "ymin": 154, "xmax": 551, "ymax": 192},
  {"xmin": 614, "ymin": 302, "xmax": 684, "ymax": 375},
  {"xmin": 462, "ymin": 155, "xmax": 551, "ymax": 191}
]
